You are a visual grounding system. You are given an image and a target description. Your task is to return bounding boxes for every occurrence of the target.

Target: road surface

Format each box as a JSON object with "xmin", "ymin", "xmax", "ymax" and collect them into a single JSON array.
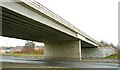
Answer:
[{"xmin": 0, "ymin": 56, "xmax": 119, "ymax": 69}]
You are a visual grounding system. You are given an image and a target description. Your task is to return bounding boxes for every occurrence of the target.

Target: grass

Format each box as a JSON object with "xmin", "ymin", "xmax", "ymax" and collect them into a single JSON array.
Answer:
[
  {"xmin": 2, "ymin": 53, "xmax": 44, "ymax": 57},
  {"xmin": 105, "ymin": 53, "xmax": 119, "ymax": 58},
  {"xmin": 105, "ymin": 55, "xmax": 116, "ymax": 58}
]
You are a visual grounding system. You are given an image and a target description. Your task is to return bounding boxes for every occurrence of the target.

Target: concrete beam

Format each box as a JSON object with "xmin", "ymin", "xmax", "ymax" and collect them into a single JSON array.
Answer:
[
  {"xmin": 1, "ymin": 0, "xmax": 77, "ymax": 38},
  {"xmin": 77, "ymin": 34, "xmax": 98, "ymax": 47},
  {"xmin": 44, "ymin": 40, "xmax": 81, "ymax": 61}
]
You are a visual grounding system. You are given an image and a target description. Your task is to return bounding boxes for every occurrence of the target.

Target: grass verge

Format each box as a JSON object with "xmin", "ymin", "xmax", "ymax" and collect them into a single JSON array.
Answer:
[{"xmin": 2, "ymin": 53, "xmax": 44, "ymax": 57}]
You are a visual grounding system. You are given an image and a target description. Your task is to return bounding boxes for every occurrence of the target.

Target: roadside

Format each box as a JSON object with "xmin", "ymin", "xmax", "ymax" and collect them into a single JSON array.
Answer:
[
  {"xmin": 81, "ymin": 52, "xmax": 119, "ymax": 63},
  {"xmin": 2, "ymin": 62, "xmax": 64, "ymax": 68},
  {"xmin": 2, "ymin": 53, "xmax": 44, "ymax": 60},
  {"xmin": 1, "ymin": 53, "xmax": 119, "ymax": 63},
  {"xmin": 81, "ymin": 58, "xmax": 118, "ymax": 63}
]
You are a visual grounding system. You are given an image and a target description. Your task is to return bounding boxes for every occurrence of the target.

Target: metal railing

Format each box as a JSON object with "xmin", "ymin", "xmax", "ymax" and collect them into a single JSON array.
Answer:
[
  {"xmin": 81, "ymin": 57, "xmax": 118, "ymax": 63},
  {"xmin": 27, "ymin": 0, "xmax": 98, "ymax": 44}
]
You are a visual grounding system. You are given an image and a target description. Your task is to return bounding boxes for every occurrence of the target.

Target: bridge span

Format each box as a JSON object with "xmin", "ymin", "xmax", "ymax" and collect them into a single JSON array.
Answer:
[{"xmin": 0, "ymin": 0, "xmax": 99, "ymax": 61}]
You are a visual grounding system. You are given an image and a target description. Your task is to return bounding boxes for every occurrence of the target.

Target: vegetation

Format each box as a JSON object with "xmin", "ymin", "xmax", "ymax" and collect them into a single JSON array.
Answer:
[
  {"xmin": 2, "ymin": 41, "xmax": 44, "ymax": 57},
  {"xmin": 99, "ymin": 40, "xmax": 115, "ymax": 47},
  {"xmin": 24, "ymin": 41, "xmax": 35, "ymax": 49},
  {"xmin": 2, "ymin": 53, "xmax": 44, "ymax": 57},
  {"xmin": 13, "ymin": 48, "xmax": 44, "ymax": 54},
  {"xmin": 99, "ymin": 40, "xmax": 120, "ymax": 58},
  {"xmin": 106, "ymin": 49, "xmax": 120, "ymax": 58},
  {"xmin": 14, "ymin": 41, "xmax": 44, "ymax": 54},
  {"xmin": 105, "ymin": 53, "xmax": 118, "ymax": 58}
]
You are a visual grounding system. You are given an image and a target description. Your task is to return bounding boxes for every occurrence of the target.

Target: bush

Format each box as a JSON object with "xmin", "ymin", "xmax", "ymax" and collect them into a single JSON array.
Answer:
[{"xmin": 13, "ymin": 48, "xmax": 44, "ymax": 54}]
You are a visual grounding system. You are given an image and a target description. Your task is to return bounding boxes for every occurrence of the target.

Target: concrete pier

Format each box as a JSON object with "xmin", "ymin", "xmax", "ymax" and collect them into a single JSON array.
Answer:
[{"xmin": 44, "ymin": 40, "xmax": 81, "ymax": 61}]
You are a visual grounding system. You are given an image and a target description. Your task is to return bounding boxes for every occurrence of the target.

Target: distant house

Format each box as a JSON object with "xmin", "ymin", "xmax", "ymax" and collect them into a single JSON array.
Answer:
[{"xmin": 12, "ymin": 46, "xmax": 24, "ymax": 52}]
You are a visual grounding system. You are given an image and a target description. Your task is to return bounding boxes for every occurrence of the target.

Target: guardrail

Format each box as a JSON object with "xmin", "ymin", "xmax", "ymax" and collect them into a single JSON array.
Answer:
[
  {"xmin": 27, "ymin": 0, "xmax": 98, "ymax": 44},
  {"xmin": 81, "ymin": 57, "xmax": 118, "ymax": 63},
  {"xmin": 13, "ymin": 56, "xmax": 44, "ymax": 59}
]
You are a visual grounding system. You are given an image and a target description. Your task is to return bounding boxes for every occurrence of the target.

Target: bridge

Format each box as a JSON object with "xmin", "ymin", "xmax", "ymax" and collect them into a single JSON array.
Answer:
[{"xmin": 0, "ymin": 0, "xmax": 99, "ymax": 61}]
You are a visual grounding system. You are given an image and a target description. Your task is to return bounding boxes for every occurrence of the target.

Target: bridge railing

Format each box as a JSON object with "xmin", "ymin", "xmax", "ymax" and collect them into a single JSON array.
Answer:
[{"xmin": 27, "ymin": 0, "xmax": 98, "ymax": 44}]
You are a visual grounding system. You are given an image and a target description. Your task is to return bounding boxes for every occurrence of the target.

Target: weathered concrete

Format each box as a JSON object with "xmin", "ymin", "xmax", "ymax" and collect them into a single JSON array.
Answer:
[
  {"xmin": 81, "ymin": 47, "xmax": 115, "ymax": 58},
  {"xmin": 0, "ymin": 0, "xmax": 100, "ymax": 61},
  {"xmin": 44, "ymin": 40, "xmax": 81, "ymax": 61}
]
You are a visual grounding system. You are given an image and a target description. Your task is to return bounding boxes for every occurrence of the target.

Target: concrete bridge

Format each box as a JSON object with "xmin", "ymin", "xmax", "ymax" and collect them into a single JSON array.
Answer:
[{"xmin": 0, "ymin": 0, "xmax": 99, "ymax": 61}]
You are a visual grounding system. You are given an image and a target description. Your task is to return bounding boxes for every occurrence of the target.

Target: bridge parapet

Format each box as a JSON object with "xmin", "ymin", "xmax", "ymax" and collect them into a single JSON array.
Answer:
[
  {"xmin": 25, "ymin": 0, "xmax": 84, "ymax": 32},
  {"xmin": 24, "ymin": 0, "xmax": 98, "ymax": 45}
]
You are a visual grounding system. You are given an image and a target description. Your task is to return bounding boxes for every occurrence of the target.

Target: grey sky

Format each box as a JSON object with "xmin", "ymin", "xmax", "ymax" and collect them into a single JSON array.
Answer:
[
  {"xmin": 36, "ymin": 0, "xmax": 118, "ymax": 45},
  {"xmin": 0, "ymin": 0, "xmax": 119, "ymax": 46}
]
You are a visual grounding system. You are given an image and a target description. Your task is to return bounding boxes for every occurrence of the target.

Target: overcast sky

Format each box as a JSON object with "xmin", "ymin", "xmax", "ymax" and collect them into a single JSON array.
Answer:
[{"xmin": 0, "ymin": 0, "xmax": 119, "ymax": 47}]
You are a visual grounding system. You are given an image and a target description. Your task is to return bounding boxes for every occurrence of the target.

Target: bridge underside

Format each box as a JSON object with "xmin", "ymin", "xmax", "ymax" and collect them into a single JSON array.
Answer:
[
  {"xmin": 2, "ymin": 7, "xmax": 76, "ymax": 42},
  {"xmin": 1, "ymin": 6, "xmax": 95, "ymax": 47},
  {"xmin": 1, "ymin": 6, "xmax": 97, "ymax": 61}
]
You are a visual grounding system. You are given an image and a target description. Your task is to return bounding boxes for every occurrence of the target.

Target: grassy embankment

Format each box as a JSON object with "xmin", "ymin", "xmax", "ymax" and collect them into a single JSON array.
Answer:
[{"xmin": 105, "ymin": 53, "xmax": 120, "ymax": 58}]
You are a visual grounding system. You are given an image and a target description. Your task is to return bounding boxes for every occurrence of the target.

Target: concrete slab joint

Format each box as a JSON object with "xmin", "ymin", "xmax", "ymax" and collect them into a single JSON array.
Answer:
[{"xmin": 44, "ymin": 40, "xmax": 81, "ymax": 61}]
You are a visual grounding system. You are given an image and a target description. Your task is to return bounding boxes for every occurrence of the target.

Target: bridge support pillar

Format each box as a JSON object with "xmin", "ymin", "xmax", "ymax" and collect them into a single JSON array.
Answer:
[{"xmin": 44, "ymin": 40, "xmax": 81, "ymax": 61}]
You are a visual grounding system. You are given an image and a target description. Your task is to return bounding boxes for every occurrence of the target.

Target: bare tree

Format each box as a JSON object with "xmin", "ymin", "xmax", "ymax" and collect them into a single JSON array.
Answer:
[{"xmin": 24, "ymin": 40, "xmax": 35, "ymax": 49}]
